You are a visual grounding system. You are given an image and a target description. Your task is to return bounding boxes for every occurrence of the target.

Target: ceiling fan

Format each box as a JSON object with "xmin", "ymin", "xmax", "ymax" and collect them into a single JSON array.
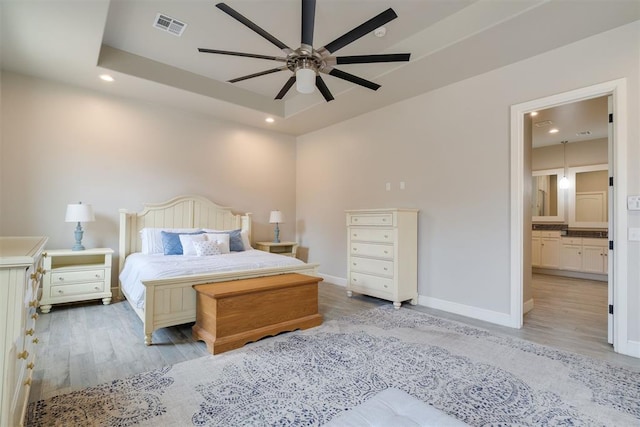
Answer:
[{"xmin": 198, "ymin": 0, "xmax": 411, "ymax": 101}]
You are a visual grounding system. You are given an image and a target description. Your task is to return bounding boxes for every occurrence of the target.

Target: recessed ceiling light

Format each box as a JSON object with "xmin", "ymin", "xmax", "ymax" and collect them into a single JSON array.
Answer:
[
  {"xmin": 99, "ymin": 74, "xmax": 114, "ymax": 82},
  {"xmin": 374, "ymin": 26, "xmax": 386, "ymax": 38},
  {"xmin": 265, "ymin": 117, "xmax": 275, "ymax": 123},
  {"xmin": 549, "ymin": 128, "xmax": 559, "ymax": 134},
  {"xmin": 530, "ymin": 111, "xmax": 538, "ymax": 116}
]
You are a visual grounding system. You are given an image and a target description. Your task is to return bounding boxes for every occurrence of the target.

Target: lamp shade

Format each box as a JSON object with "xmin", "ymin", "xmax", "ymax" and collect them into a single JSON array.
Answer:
[
  {"xmin": 269, "ymin": 210, "xmax": 283, "ymax": 224},
  {"xmin": 295, "ymin": 68, "xmax": 316, "ymax": 94},
  {"xmin": 65, "ymin": 203, "xmax": 95, "ymax": 223}
]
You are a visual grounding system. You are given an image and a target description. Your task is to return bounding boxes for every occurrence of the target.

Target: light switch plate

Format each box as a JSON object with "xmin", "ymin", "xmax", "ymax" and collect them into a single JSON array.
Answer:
[{"xmin": 628, "ymin": 195, "xmax": 640, "ymax": 210}]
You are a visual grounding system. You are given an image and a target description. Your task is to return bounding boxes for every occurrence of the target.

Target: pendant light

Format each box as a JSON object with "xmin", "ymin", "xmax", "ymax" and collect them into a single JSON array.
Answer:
[{"xmin": 559, "ymin": 140, "xmax": 570, "ymax": 189}]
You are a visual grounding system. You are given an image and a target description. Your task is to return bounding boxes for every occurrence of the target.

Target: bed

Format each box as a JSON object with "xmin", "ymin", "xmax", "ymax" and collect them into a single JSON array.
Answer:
[{"xmin": 118, "ymin": 195, "xmax": 319, "ymax": 345}]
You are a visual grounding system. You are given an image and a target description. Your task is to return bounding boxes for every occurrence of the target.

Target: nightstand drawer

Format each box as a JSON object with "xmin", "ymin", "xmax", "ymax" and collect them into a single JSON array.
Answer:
[
  {"xmin": 50, "ymin": 269, "xmax": 104, "ymax": 284},
  {"xmin": 49, "ymin": 281, "xmax": 105, "ymax": 298},
  {"xmin": 349, "ymin": 228, "xmax": 394, "ymax": 243}
]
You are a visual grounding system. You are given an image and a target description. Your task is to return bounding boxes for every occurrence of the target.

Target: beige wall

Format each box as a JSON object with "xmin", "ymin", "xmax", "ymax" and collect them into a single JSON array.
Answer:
[
  {"xmin": 296, "ymin": 21, "xmax": 639, "ymax": 340},
  {"xmin": 533, "ymin": 138, "xmax": 608, "ymax": 171},
  {"xmin": 0, "ymin": 72, "xmax": 298, "ymax": 285}
]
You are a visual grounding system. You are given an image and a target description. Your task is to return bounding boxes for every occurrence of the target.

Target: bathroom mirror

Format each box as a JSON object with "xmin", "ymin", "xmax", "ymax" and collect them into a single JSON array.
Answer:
[
  {"xmin": 532, "ymin": 168, "xmax": 565, "ymax": 222},
  {"xmin": 568, "ymin": 164, "xmax": 608, "ymax": 228}
]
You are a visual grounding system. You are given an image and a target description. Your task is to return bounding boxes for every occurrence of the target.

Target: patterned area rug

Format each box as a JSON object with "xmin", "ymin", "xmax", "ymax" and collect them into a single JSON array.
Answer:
[{"xmin": 27, "ymin": 306, "xmax": 639, "ymax": 426}]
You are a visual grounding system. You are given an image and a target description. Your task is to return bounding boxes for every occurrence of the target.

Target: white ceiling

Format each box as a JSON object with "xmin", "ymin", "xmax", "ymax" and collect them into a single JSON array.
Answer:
[
  {"xmin": 532, "ymin": 96, "xmax": 609, "ymax": 148},
  {"xmin": 1, "ymin": 0, "xmax": 639, "ymax": 136}
]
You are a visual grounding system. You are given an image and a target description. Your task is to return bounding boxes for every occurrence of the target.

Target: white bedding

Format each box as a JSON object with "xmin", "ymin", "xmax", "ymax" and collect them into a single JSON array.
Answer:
[{"xmin": 119, "ymin": 250, "xmax": 306, "ymax": 309}]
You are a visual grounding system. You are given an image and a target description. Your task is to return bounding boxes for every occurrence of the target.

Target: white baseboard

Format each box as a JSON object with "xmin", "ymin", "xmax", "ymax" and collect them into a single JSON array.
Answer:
[
  {"xmin": 418, "ymin": 295, "xmax": 515, "ymax": 328},
  {"xmin": 319, "ymin": 273, "xmax": 347, "ymax": 287},
  {"xmin": 618, "ymin": 339, "xmax": 640, "ymax": 359},
  {"xmin": 523, "ymin": 298, "xmax": 534, "ymax": 314}
]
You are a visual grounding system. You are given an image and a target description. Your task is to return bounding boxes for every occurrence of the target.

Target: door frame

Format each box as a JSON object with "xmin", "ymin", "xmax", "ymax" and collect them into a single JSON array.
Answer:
[{"xmin": 509, "ymin": 79, "xmax": 630, "ymax": 355}]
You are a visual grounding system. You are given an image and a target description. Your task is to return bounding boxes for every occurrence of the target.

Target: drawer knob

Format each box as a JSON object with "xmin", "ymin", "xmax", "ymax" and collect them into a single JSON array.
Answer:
[
  {"xmin": 94, "ymin": 286, "xmax": 101, "ymax": 290},
  {"xmin": 352, "ymin": 263, "xmax": 357, "ymax": 266},
  {"xmin": 353, "ymin": 234, "xmax": 358, "ymax": 237},
  {"xmin": 354, "ymin": 218, "xmax": 358, "ymax": 222},
  {"xmin": 18, "ymin": 350, "xmax": 29, "ymax": 360},
  {"xmin": 95, "ymin": 274, "xmax": 101, "ymax": 278},
  {"xmin": 31, "ymin": 313, "xmax": 39, "ymax": 320},
  {"xmin": 353, "ymin": 278, "xmax": 358, "ymax": 282},
  {"xmin": 382, "ymin": 218, "xmax": 387, "ymax": 222},
  {"xmin": 384, "ymin": 235, "xmax": 388, "ymax": 238},
  {"xmin": 32, "ymin": 338, "xmax": 39, "ymax": 344},
  {"xmin": 57, "ymin": 290, "xmax": 64, "ymax": 294},
  {"xmin": 384, "ymin": 285, "xmax": 388, "ymax": 288},
  {"xmin": 27, "ymin": 362, "xmax": 35, "ymax": 370},
  {"xmin": 353, "ymin": 248, "xmax": 358, "ymax": 251},
  {"xmin": 25, "ymin": 328, "xmax": 35, "ymax": 336},
  {"xmin": 58, "ymin": 277, "xmax": 64, "ymax": 281},
  {"xmin": 384, "ymin": 251, "xmax": 388, "ymax": 254},
  {"xmin": 383, "ymin": 267, "xmax": 388, "ymax": 271}
]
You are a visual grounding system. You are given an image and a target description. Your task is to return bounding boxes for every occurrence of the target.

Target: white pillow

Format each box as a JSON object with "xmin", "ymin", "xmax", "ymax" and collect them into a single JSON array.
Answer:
[
  {"xmin": 179, "ymin": 233, "xmax": 207, "ymax": 256},
  {"xmin": 202, "ymin": 228, "xmax": 252, "ymax": 251},
  {"xmin": 204, "ymin": 233, "xmax": 231, "ymax": 254},
  {"xmin": 140, "ymin": 228, "xmax": 201, "ymax": 254},
  {"xmin": 193, "ymin": 240, "xmax": 222, "ymax": 256}
]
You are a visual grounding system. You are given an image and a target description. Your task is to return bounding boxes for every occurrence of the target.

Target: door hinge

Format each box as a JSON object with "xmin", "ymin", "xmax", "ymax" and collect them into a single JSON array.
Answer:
[
  {"xmin": 609, "ymin": 240, "xmax": 614, "ymax": 250},
  {"xmin": 609, "ymin": 304, "xmax": 614, "ymax": 315},
  {"xmin": 609, "ymin": 176, "xmax": 613, "ymax": 187},
  {"xmin": 609, "ymin": 113, "xmax": 613, "ymax": 123}
]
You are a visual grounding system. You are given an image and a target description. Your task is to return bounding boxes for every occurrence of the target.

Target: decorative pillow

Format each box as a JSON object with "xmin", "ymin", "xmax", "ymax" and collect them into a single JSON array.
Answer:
[
  {"xmin": 179, "ymin": 233, "xmax": 207, "ymax": 256},
  {"xmin": 240, "ymin": 230, "xmax": 252, "ymax": 250},
  {"xmin": 193, "ymin": 240, "xmax": 222, "ymax": 256},
  {"xmin": 161, "ymin": 231, "xmax": 205, "ymax": 255},
  {"xmin": 140, "ymin": 228, "xmax": 201, "ymax": 254},
  {"xmin": 204, "ymin": 233, "xmax": 231, "ymax": 254},
  {"xmin": 203, "ymin": 228, "xmax": 246, "ymax": 251}
]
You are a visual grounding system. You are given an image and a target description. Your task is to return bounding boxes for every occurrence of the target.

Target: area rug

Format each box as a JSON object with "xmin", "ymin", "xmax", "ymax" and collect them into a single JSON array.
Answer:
[{"xmin": 27, "ymin": 305, "xmax": 639, "ymax": 426}]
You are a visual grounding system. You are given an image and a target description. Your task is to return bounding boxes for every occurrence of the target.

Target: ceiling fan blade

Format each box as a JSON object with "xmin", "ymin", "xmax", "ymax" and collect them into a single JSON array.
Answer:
[
  {"xmin": 216, "ymin": 3, "xmax": 291, "ymax": 52},
  {"xmin": 336, "ymin": 53, "xmax": 411, "ymax": 65},
  {"xmin": 322, "ymin": 8, "xmax": 398, "ymax": 54},
  {"xmin": 275, "ymin": 76, "xmax": 296, "ymax": 100},
  {"xmin": 301, "ymin": 0, "xmax": 316, "ymax": 46},
  {"xmin": 327, "ymin": 68, "xmax": 380, "ymax": 91},
  {"xmin": 198, "ymin": 48, "xmax": 287, "ymax": 62},
  {"xmin": 228, "ymin": 67, "xmax": 287, "ymax": 83},
  {"xmin": 315, "ymin": 76, "xmax": 334, "ymax": 102}
]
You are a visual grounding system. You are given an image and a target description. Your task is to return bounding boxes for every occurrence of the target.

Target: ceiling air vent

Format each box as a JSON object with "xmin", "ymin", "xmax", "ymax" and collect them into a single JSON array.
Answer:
[
  {"xmin": 153, "ymin": 13, "xmax": 187, "ymax": 36},
  {"xmin": 534, "ymin": 120, "xmax": 553, "ymax": 128},
  {"xmin": 576, "ymin": 130, "xmax": 592, "ymax": 137}
]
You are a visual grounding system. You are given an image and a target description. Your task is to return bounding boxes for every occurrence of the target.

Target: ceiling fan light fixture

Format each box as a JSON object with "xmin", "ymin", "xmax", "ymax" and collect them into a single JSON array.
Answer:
[{"xmin": 295, "ymin": 65, "xmax": 316, "ymax": 94}]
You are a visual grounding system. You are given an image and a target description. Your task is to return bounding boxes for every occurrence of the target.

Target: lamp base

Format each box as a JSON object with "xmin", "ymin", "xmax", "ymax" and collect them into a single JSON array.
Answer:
[
  {"xmin": 72, "ymin": 222, "xmax": 86, "ymax": 251},
  {"xmin": 273, "ymin": 223, "xmax": 280, "ymax": 243}
]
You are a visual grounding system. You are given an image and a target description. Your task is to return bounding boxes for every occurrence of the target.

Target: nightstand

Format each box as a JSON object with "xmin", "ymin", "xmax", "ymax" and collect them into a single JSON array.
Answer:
[
  {"xmin": 40, "ymin": 248, "xmax": 113, "ymax": 313},
  {"xmin": 254, "ymin": 241, "xmax": 298, "ymax": 258}
]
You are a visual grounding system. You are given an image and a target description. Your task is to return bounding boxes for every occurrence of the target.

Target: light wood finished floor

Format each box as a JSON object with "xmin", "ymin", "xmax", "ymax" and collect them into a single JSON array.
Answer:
[{"xmin": 29, "ymin": 275, "xmax": 637, "ymax": 403}]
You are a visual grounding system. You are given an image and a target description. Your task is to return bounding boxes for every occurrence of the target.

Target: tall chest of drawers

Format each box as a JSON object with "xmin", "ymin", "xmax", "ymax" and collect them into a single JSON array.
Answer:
[
  {"xmin": 346, "ymin": 209, "xmax": 418, "ymax": 309},
  {"xmin": 0, "ymin": 236, "xmax": 48, "ymax": 427}
]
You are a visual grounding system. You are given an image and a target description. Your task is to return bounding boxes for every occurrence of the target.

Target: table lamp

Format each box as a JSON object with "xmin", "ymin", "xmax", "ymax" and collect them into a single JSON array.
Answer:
[
  {"xmin": 269, "ymin": 210, "xmax": 283, "ymax": 243},
  {"xmin": 65, "ymin": 202, "xmax": 95, "ymax": 251}
]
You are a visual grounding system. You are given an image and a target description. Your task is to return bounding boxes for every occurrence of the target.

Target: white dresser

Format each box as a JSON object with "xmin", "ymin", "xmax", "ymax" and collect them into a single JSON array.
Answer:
[
  {"xmin": 346, "ymin": 209, "xmax": 418, "ymax": 309},
  {"xmin": 0, "ymin": 236, "xmax": 47, "ymax": 427}
]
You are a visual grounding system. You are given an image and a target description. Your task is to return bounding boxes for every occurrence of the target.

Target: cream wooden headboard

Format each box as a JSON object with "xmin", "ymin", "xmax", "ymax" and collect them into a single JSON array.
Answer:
[{"xmin": 118, "ymin": 195, "xmax": 252, "ymax": 272}]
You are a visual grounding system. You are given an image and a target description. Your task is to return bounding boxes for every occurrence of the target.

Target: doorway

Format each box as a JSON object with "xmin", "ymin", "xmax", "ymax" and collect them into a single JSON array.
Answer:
[
  {"xmin": 509, "ymin": 79, "xmax": 630, "ymax": 357},
  {"xmin": 527, "ymin": 96, "xmax": 610, "ymax": 352}
]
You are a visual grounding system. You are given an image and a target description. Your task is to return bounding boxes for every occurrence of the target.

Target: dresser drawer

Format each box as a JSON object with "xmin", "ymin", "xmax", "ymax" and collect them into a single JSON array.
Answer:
[
  {"xmin": 50, "ymin": 269, "xmax": 104, "ymax": 284},
  {"xmin": 582, "ymin": 238, "xmax": 607, "ymax": 247},
  {"xmin": 562, "ymin": 237, "xmax": 582, "ymax": 245},
  {"xmin": 49, "ymin": 281, "xmax": 105, "ymax": 298},
  {"xmin": 350, "ymin": 242, "xmax": 393, "ymax": 259},
  {"xmin": 349, "ymin": 228, "xmax": 394, "ymax": 243},
  {"xmin": 348, "ymin": 213, "xmax": 393, "ymax": 226},
  {"xmin": 350, "ymin": 257, "xmax": 394, "ymax": 277},
  {"xmin": 350, "ymin": 272, "xmax": 393, "ymax": 295}
]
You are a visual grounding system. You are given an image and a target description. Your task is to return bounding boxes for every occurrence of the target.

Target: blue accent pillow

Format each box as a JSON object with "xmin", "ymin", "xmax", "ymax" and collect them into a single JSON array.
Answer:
[
  {"xmin": 225, "ymin": 229, "xmax": 245, "ymax": 252},
  {"xmin": 161, "ymin": 231, "xmax": 205, "ymax": 255}
]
